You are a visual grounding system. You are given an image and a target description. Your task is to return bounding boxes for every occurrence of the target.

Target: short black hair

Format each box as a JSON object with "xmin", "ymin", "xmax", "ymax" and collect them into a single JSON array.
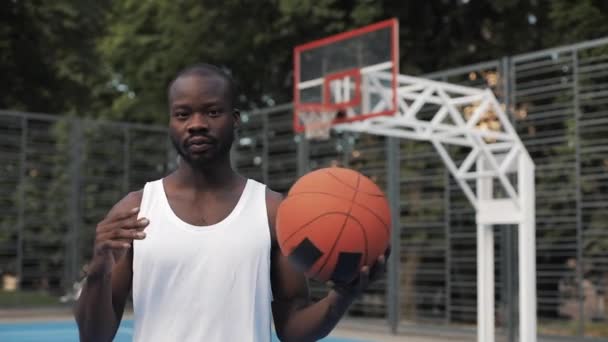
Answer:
[{"xmin": 168, "ymin": 63, "xmax": 238, "ymax": 107}]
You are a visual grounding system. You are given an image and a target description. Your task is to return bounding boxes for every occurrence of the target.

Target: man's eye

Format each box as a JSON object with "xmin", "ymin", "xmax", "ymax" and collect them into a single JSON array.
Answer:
[
  {"xmin": 208, "ymin": 110, "xmax": 221, "ymax": 117},
  {"xmin": 175, "ymin": 112, "xmax": 189, "ymax": 118}
]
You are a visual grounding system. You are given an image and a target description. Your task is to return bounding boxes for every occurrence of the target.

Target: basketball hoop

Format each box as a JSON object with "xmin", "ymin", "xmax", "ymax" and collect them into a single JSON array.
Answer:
[
  {"xmin": 299, "ymin": 110, "xmax": 338, "ymax": 141},
  {"xmin": 293, "ymin": 18, "xmax": 399, "ymax": 139}
]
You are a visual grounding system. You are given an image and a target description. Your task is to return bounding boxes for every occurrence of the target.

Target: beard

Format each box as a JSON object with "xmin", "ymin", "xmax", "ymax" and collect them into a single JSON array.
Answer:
[{"xmin": 169, "ymin": 130, "xmax": 234, "ymax": 169}]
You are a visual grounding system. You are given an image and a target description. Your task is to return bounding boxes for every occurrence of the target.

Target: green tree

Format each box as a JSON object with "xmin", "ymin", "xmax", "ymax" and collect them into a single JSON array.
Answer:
[
  {"xmin": 4, "ymin": 0, "xmax": 608, "ymax": 121},
  {"xmin": 0, "ymin": 0, "xmax": 110, "ymax": 114},
  {"xmin": 548, "ymin": 0, "xmax": 608, "ymax": 45},
  {"xmin": 96, "ymin": 0, "xmax": 383, "ymax": 123}
]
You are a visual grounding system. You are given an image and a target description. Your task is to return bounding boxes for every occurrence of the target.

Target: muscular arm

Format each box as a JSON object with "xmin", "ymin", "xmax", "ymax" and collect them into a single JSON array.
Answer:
[
  {"xmin": 267, "ymin": 190, "xmax": 354, "ymax": 342},
  {"xmin": 74, "ymin": 191, "xmax": 143, "ymax": 342}
]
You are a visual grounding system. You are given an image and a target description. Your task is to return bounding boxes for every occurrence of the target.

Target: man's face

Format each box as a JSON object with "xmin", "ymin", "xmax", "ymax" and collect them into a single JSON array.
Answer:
[{"xmin": 168, "ymin": 74, "xmax": 239, "ymax": 168}]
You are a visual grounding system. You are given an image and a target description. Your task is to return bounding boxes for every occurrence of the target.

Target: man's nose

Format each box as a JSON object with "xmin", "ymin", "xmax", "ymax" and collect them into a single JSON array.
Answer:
[{"xmin": 187, "ymin": 113, "xmax": 209, "ymax": 132}]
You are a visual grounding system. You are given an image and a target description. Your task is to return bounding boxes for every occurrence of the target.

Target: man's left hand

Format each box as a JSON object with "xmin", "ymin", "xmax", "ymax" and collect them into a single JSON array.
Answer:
[{"xmin": 326, "ymin": 246, "xmax": 391, "ymax": 300}]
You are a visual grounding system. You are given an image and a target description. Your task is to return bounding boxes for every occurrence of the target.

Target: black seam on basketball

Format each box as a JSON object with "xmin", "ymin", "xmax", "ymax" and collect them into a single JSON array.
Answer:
[
  {"xmin": 284, "ymin": 192, "xmax": 390, "ymax": 236},
  {"xmin": 281, "ymin": 211, "xmax": 355, "ymax": 247},
  {"xmin": 313, "ymin": 174, "xmax": 361, "ymax": 279},
  {"xmin": 289, "ymin": 238, "xmax": 323, "ymax": 271},
  {"xmin": 325, "ymin": 170, "xmax": 384, "ymax": 197},
  {"xmin": 327, "ymin": 211, "xmax": 369, "ymax": 275},
  {"xmin": 331, "ymin": 252, "xmax": 362, "ymax": 283},
  {"xmin": 348, "ymin": 173, "xmax": 369, "ymax": 274},
  {"xmin": 351, "ymin": 213, "xmax": 369, "ymax": 269}
]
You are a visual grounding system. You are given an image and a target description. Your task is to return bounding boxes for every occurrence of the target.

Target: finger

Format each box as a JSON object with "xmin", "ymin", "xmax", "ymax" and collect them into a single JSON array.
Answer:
[
  {"xmin": 97, "ymin": 212, "xmax": 141, "ymax": 233},
  {"xmin": 328, "ymin": 279, "xmax": 358, "ymax": 297},
  {"xmin": 101, "ymin": 217, "xmax": 148, "ymax": 233},
  {"xmin": 116, "ymin": 216, "xmax": 149, "ymax": 231},
  {"xmin": 121, "ymin": 229, "xmax": 146, "ymax": 240},
  {"xmin": 121, "ymin": 217, "xmax": 149, "ymax": 231},
  {"xmin": 123, "ymin": 229, "xmax": 146, "ymax": 240},
  {"xmin": 384, "ymin": 245, "xmax": 392, "ymax": 259},
  {"xmin": 100, "ymin": 240, "xmax": 132, "ymax": 251},
  {"xmin": 103, "ymin": 207, "xmax": 140, "ymax": 223},
  {"xmin": 98, "ymin": 229, "xmax": 146, "ymax": 243},
  {"xmin": 368, "ymin": 258, "xmax": 387, "ymax": 282},
  {"xmin": 358, "ymin": 265, "xmax": 370, "ymax": 291},
  {"xmin": 97, "ymin": 230, "xmax": 144, "ymax": 248},
  {"xmin": 136, "ymin": 217, "xmax": 150, "ymax": 230}
]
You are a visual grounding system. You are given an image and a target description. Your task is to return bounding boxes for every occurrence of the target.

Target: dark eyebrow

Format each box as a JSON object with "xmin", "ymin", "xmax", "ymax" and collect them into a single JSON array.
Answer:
[{"xmin": 171, "ymin": 104, "xmax": 191, "ymax": 111}]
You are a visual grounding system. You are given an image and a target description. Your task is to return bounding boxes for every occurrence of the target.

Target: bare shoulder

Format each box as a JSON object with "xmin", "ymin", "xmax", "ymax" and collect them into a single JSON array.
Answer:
[
  {"xmin": 265, "ymin": 187, "xmax": 284, "ymax": 242},
  {"xmin": 265, "ymin": 187, "xmax": 284, "ymax": 211},
  {"xmin": 106, "ymin": 190, "xmax": 144, "ymax": 218}
]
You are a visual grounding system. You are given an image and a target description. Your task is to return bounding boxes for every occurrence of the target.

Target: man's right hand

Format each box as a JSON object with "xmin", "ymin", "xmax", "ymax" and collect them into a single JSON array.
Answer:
[{"xmin": 88, "ymin": 207, "xmax": 149, "ymax": 279}]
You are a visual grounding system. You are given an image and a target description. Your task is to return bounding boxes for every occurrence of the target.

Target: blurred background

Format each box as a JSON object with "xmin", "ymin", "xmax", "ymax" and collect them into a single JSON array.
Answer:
[{"xmin": 1, "ymin": 0, "xmax": 608, "ymax": 341}]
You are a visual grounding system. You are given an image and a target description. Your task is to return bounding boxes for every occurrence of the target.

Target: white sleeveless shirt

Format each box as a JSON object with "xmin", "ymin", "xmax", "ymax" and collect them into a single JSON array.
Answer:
[{"xmin": 132, "ymin": 179, "xmax": 273, "ymax": 342}]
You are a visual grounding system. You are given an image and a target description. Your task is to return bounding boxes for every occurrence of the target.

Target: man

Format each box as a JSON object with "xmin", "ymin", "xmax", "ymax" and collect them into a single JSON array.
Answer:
[{"xmin": 74, "ymin": 63, "xmax": 387, "ymax": 342}]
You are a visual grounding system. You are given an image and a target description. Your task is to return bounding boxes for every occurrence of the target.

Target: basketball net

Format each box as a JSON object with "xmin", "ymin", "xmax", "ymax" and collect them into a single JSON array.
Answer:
[{"xmin": 300, "ymin": 110, "xmax": 337, "ymax": 141}]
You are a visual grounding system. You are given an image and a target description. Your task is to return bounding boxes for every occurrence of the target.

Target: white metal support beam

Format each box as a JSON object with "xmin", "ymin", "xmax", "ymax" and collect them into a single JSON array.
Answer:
[
  {"xmin": 331, "ymin": 70, "xmax": 537, "ymax": 342},
  {"xmin": 477, "ymin": 157, "xmax": 495, "ymax": 342},
  {"xmin": 519, "ymin": 152, "xmax": 537, "ymax": 342}
]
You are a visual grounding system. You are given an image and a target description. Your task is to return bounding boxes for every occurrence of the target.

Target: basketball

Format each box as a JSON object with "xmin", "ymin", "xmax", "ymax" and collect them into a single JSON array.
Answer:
[{"xmin": 276, "ymin": 167, "xmax": 391, "ymax": 283}]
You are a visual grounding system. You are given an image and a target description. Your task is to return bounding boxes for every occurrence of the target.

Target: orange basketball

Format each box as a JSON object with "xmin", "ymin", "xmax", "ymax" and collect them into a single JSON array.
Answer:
[{"xmin": 276, "ymin": 167, "xmax": 391, "ymax": 283}]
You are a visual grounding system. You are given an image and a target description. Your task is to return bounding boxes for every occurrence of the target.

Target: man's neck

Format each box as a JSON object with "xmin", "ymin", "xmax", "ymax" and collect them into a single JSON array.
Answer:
[{"xmin": 172, "ymin": 158, "xmax": 241, "ymax": 191}]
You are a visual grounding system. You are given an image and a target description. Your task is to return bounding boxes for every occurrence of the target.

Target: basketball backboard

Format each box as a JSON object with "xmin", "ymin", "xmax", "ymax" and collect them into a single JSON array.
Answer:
[{"xmin": 293, "ymin": 19, "xmax": 399, "ymax": 138}]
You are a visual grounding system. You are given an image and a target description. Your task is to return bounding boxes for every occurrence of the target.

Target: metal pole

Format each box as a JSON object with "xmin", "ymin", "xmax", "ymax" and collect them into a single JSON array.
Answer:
[
  {"xmin": 507, "ymin": 55, "xmax": 522, "ymax": 342},
  {"xmin": 68, "ymin": 119, "xmax": 83, "ymax": 286},
  {"xmin": 518, "ymin": 152, "xmax": 537, "ymax": 342},
  {"xmin": 17, "ymin": 116, "xmax": 27, "ymax": 289},
  {"xmin": 167, "ymin": 133, "xmax": 178, "ymax": 172},
  {"xmin": 572, "ymin": 49, "xmax": 585, "ymax": 337},
  {"xmin": 262, "ymin": 112, "xmax": 270, "ymax": 184},
  {"xmin": 440, "ymin": 74, "xmax": 452, "ymax": 325},
  {"xmin": 476, "ymin": 157, "xmax": 495, "ymax": 342},
  {"xmin": 501, "ymin": 224, "xmax": 516, "ymax": 342},
  {"xmin": 499, "ymin": 227, "xmax": 507, "ymax": 336},
  {"xmin": 501, "ymin": 56, "xmax": 516, "ymax": 342},
  {"xmin": 122, "ymin": 126, "xmax": 131, "ymax": 193},
  {"xmin": 231, "ymin": 126, "xmax": 238, "ymax": 173},
  {"xmin": 296, "ymin": 135, "xmax": 309, "ymax": 177},
  {"xmin": 386, "ymin": 137, "xmax": 400, "ymax": 334},
  {"xmin": 444, "ymin": 167, "xmax": 452, "ymax": 324},
  {"xmin": 341, "ymin": 134, "xmax": 352, "ymax": 167}
]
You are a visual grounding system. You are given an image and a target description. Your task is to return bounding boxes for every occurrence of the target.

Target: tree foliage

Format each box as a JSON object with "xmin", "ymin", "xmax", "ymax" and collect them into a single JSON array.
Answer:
[
  {"xmin": 0, "ymin": 0, "xmax": 110, "ymax": 114},
  {"xmin": 3, "ymin": 0, "xmax": 608, "ymax": 121},
  {"xmin": 95, "ymin": 0, "xmax": 383, "ymax": 123}
]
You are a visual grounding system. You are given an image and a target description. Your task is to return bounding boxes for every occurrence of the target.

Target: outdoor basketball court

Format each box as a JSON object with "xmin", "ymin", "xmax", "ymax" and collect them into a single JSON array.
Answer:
[
  {"xmin": 0, "ymin": 17, "xmax": 544, "ymax": 342},
  {"xmin": 0, "ymin": 320, "xmax": 366, "ymax": 342},
  {"xmin": 0, "ymin": 315, "xmax": 473, "ymax": 342}
]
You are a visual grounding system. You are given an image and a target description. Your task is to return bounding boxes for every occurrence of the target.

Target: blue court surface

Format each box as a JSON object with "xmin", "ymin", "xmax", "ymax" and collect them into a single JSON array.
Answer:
[{"xmin": 0, "ymin": 319, "xmax": 367, "ymax": 342}]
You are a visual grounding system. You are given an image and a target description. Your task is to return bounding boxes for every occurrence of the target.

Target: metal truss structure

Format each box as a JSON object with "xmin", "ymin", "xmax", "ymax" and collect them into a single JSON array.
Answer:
[{"xmin": 331, "ymin": 69, "xmax": 537, "ymax": 342}]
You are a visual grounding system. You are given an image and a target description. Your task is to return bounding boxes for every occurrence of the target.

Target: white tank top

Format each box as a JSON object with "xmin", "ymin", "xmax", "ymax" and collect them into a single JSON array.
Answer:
[{"xmin": 132, "ymin": 179, "xmax": 273, "ymax": 342}]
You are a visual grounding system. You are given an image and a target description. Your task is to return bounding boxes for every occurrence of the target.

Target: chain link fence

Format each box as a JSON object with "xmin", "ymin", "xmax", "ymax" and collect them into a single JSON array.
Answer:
[{"xmin": 1, "ymin": 38, "xmax": 608, "ymax": 340}]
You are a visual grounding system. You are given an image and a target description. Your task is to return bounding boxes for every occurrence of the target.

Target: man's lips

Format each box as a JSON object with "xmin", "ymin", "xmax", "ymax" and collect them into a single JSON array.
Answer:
[
  {"xmin": 188, "ymin": 143, "xmax": 211, "ymax": 153},
  {"xmin": 186, "ymin": 136, "xmax": 213, "ymax": 145},
  {"xmin": 185, "ymin": 136, "xmax": 214, "ymax": 153}
]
